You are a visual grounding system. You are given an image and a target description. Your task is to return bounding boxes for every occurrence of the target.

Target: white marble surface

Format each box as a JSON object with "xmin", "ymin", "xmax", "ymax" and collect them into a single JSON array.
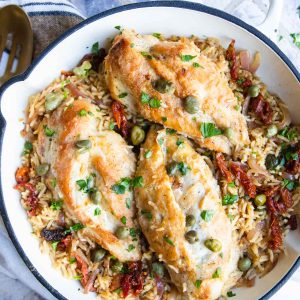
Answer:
[{"xmin": 0, "ymin": 0, "xmax": 299, "ymax": 299}]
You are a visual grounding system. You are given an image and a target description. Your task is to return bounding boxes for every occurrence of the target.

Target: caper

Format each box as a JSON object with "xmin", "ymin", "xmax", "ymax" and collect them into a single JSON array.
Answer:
[
  {"xmin": 91, "ymin": 247, "xmax": 106, "ymax": 262},
  {"xmin": 265, "ymin": 154, "xmax": 279, "ymax": 170},
  {"xmin": 238, "ymin": 257, "xmax": 252, "ymax": 272},
  {"xmin": 131, "ymin": 126, "xmax": 145, "ymax": 146},
  {"xmin": 75, "ymin": 139, "xmax": 92, "ymax": 149},
  {"xmin": 186, "ymin": 215, "xmax": 196, "ymax": 227},
  {"xmin": 247, "ymin": 85, "xmax": 260, "ymax": 98},
  {"xmin": 111, "ymin": 260, "xmax": 123, "ymax": 273},
  {"xmin": 254, "ymin": 194, "xmax": 266, "ymax": 206},
  {"xmin": 224, "ymin": 128, "xmax": 234, "ymax": 139},
  {"xmin": 45, "ymin": 93, "xmax": 64, "ymax": 112},
  {"xmin": 151, "ymin": 78, "xmax": 173, "ymax": 94},
  {"xmin": 184, "ymin": 96, "xmax": 199, "ymax": 114},
  {"xmin": 266, "ymin": 124, "xmax": 278, "ymax": 138},
  {"xmin": 152, "ymin": 262, "xmax": 165, "ymax": 277},
  {"xmin": 184, "ymin": 230, "xmax": 198, "ymax": 244},
  {"xmin": 90, "ymin": 190, "xmax": 101, "ymax": 204},
  {"xmin": 36, "ymin": 163, "xmax": 50, "ymax": 176},
  {"xmin": 204, "ymin": 239, "xmax": 222, "ymax": 252},
  {"xmin": 115, "ymin": 226, "xmax": 129, "ymax": 239},
  {"xmin": 166, "ymin": 162, "xmax": 178, "ymax": 176}
]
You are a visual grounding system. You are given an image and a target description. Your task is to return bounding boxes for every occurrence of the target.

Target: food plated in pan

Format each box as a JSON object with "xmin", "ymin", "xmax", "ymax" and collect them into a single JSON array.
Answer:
[{"xmin": 12, "ymin": 28, "xmax": 300, "ymax": 299}]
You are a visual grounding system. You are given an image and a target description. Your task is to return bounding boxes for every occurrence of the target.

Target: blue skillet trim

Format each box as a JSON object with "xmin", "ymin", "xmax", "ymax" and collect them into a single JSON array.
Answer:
[{"xmin": 0, "ymin": 2, "xmax": 299, "ymax": 300}]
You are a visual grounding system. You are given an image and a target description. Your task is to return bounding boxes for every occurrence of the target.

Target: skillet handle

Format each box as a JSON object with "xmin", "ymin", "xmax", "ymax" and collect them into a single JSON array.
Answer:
[{"xmin": 256, "ymin": 0, "xmax": 283, "ymax": 41}]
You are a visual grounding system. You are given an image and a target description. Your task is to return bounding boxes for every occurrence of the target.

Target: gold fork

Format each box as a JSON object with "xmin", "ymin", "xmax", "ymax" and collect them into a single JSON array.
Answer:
[{"xmin": 0, "ymin": 5, "xmax": 33, "ymax": 85}]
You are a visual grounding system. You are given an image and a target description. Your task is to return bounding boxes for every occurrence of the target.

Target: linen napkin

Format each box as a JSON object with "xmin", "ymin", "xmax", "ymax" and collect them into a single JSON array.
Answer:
[{"xmin": 0, "ymin": 1, "xmax": 299, "ymax": 300}]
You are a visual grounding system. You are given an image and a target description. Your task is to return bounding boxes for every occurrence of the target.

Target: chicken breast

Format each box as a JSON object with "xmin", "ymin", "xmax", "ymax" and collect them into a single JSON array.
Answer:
[
  {"xmin": 37, "ymin": 99, "xmax": 141, "ymax": 261},
  {"xmin": 104, "ymin": 29, "xmax": 249, "ymax": 154},
  {"xmin": 135, "ymin": 127, "xmax": 240, "ymax": 299}
]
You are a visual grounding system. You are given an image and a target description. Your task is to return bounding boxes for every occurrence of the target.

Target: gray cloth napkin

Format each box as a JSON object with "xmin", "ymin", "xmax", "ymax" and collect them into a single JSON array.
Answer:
[{"xmin": 0, "ymin": 1, "xmax": 299, "ymax": 300}]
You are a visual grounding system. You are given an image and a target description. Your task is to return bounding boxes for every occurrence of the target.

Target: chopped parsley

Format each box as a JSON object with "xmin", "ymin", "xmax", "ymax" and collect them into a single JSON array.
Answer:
[
  {"xmin": 180, "ymin": 54, "xmax": 197, "ymax": 62},
  {"xmin": 114, "ymin": 287, "xmax": 122, "ymax": 294},
  {"xmin": 23, "ymin": 141, "xmax": 33, "ymax": 155},
  {"xmin": 228, "ymin": 182, "xmax": 236, "ymax": 188},
  {"xmin": 44, "ymin": 125, "xmax": 56, "ymax": 137},
  {"xmin": 227, "ymin": 214, "xmax": 235, "ymax": 222},
  {"xmin": 51, "ymin": 241, "xmax": 59, "ymax": 251},
  {"xmin": 141, "ymin": 92, "xmax": 151, "ymax": 104},
  {"xmin": 282, "ymin": 179, "xmax": 295, "ymax": 191},
  {"xmin": 222, "ymin": 194, "xmax": 238, "ymax": 205},
  {"xmin": 176, "ymin": 139, "xmax": 184, "ymax": 147},
  {"xmin": 114, "ymin": 25, "xmax": 121, "ymax": 30},
  {"xmin": 132, "ymin": 176, "xmax": 144, "ymax": 188},
  {"xmin": 194, "ymin": 279, "xmax": 202, "ymax": 288},
  {"xmin": 64, "ymin": 223, "xmax": 85, "ymax": 234},
  {"xmin": 290, "ymin": 33, "xmax": 300, "ymax": 49},
  {"xmin": 193, "ymin": 62, "xmax": 204, "ymax": 68},
  {"xmin": 163, "ymin": 235, "xmax": 175, "ymax": 246},
  {"xmin": 130, "ymin": 43, "xmax": 135, "ymax": 48},
  {"xmin": 94, "ymin": 207, "xmax": 101, "ymax": 216},
  {"xmin": 278, "ymin": 35, "xmax": 283, "ymax": 42},
  {"xmin": 50, "ymin": 200, "xmax": 63, "ymax": 211},
  {"xmin": 278, "ymin": 126, "xmax": 298, "ymax": 141},
  {"xmin": 73, "ymin": 275, "xmax": 82, "ymax": 280},
  {"xmin": 144, "ymin": 150, "xmax": 152, "ymax": 159},
  {"xmin": 152, "ymin": 32, "xmax": 161, "ymax": 39},
  {"xmin": 118, "ymin": 92, "xmax": 128, "ymax": 98},
  {"xmin": 177, "ymin": 162, "xmax": 190, "ymax": 176},
  {"xmin": 121, "ymin": 216, "xmax": 127, "ymax": 225},
  {"xmin": 149, "ymin": 98, "xmax": 161, "ymax": 108},
  {"xmin": 141, "ymin": 210, "xmax": 152, "ymax": 220},
  {"xmin": 200, "ymin": 123, "xmax": 222, "ymax": 138},
  {"xmin": 109, "ymin": 121, "xmax": 116, "ymax": 130},
  {"xmin": 76, "ymin": 175, "xmax": 94, "ymax": 193},
  {"xmin": 236, "ymin": 78, "xmax": 245, "ymax": 85},
  {"xmin": 91, "ymin": 42, "xmax": 99, "ymax": 54},
  {"xmin": 111, "ymin": 177, "xmax": 132, "ymax": 194},
  {"xmin": 127, "ymin": 244, "xmax": 135, "ymax": 252},
  {"xmin": 212, "ymin": 267, "xmax": 222, "ymax": 278},
  {"xmin": 129, "ymin": 228, "xmax": 137, "ymax": 237},
  {"xmin": 69, "ymin": 257, "xmax": 76, "ymax": 264},
  {"xmin": 78, "ymin": 109, "xmax": 88, "ymax": 117},
  {"xmin": 157, "ymin": 137, "xmax": 164, "ymax": 146},
  {"xmin": 166, "ymin": 128, "xmax": 177, "ymax": 135},
  {"xmin": 162, "ymin": 116, "xmax": 167, "ymax": 122},
  {"xmin": 140, "ymin": 51, "xmax": 152, "ymax": 59},
  {"xmin": 126, "ymin": 197, "xmax": 132, "ymax": 209},
  {"xmin": 200, "ymin": 210, "xmax": 214, "ymax": 222},
  {"xmin": 50, "ymin": 178, "xmax": 57, "ymax": 188},
  {"xmin": 227, "ymin": 291, "xmax": 236, "ymax": 297}
]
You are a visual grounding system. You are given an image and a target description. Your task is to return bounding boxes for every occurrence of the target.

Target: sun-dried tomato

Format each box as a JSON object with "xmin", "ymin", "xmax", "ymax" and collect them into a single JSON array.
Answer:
[
  {"xmin": 216, "ymin": 153, "xmax": 233, "ymax": 182},
  {"xmin": 112, "ymin": 101, "xmax": 128, "ymax": 137},
  {"xmin": 250, "ymin": 94, "xmax": 273, "ymax": 125},
  {"xmin": 15, "ymin": 166, "xmax": 30, "ymax": 184},
  {"xmin": 231, "ymin": 163, "xmax": 256, "ymax": 198},
  {"xmin": 280, "ymin": 188, "xmax": 293, "ymax": 209},
  {"xmin": 74, "ymin": 253, "xmax": 89, "ymax": 287},
  {"xmin": 265, "ymin": 186, "xmax": 293, "ymax": 215},
  {"xmin": 285, "ymin": 160, "xmax": 300, "ymax": 175},
  {"xmin": 265, "ymin": 185, "xmax": 280, "ymax": 198},
  {"xmin": 288, "ymin": 215, "xmax": 298, "ymax": 231},
  {"xmin": 226, "ymin": 40, "xmax": 238, "ymax": 81},
  {"xmin": 241, "ymin": 78, "xmax": 252, "ymax": 88},
  {"xmin": 268, "ymin": 213, "xmax": 282, "ymax": 250},
  {"xmin": 57, "ymin": 234, "xmax": 72, "ymax": 251},
  {"xmin": 15, "ymin": 182, "xmax": 39, "ymax": 216},
  {"xmin": 61, "ymin": 71, "xmax": 74, "ymax": 76}
]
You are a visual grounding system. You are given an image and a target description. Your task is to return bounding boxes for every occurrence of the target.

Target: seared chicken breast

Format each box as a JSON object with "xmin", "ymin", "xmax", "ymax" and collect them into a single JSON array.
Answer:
[
  {"xmin": 135, "ymin": 127, "xmax": 240, "ymax": 299},
  {"xmin": 37, "ymin": 99, "xmax": 141, "ymax": 261},
  {"xmin": 105, "ymin": 29, "xmax": 249, "ymax": 154}
]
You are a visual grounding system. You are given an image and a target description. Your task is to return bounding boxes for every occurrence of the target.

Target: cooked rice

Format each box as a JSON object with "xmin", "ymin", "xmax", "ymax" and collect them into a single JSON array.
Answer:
[{"xmin": 15, "ymin": 34, "xmax": 300, "ymax": 299}]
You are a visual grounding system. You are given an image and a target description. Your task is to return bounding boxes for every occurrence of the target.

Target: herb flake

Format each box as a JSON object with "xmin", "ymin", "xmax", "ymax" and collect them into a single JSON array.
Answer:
[{"xmin": 200, "ymin": 123, "xmax": 222, "ymax": 138}]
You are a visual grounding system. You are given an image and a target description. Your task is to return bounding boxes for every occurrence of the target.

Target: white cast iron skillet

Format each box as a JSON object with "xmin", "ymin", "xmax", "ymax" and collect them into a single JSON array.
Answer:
[{"xmin": 0, "ymin": 1, "xmax": 299, "ymax": 299}]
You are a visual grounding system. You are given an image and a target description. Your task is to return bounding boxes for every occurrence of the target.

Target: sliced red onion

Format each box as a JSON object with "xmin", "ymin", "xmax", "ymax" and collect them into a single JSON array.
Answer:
[
  {"xmin": 239, "ymin": 50, "xmax": 250, "ymax": 70},
  {"xmin": 84, "ymin": 269, "xmax": 99, "ymax": 293},
  {"xmin": 242, "ymin": 95, "xmax": 251, "ymax": 115}
]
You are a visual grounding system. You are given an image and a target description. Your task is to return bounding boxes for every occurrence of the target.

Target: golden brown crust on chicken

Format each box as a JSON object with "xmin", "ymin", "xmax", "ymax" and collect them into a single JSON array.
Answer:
[
  {"xmin": 104, "ymin": 29, "xmax": 249, "ymax": 154},
  {"xmin": 37, "ymin": 99, "xmax": 141, "ymax": 261},
  {"xmin": 135, "ymin": 127, "xmax": 240, "ymax": 299}
]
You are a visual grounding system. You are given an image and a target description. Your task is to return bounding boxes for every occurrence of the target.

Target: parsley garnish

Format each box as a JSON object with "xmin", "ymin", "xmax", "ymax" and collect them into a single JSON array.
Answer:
[
  {"xmin": 76, "ymin": 175, "xmax": 94, "ymax": 193},
  {"xmin": 94, "ymin": 207, "xmax": 101, "ymax": 216},
  {"xmin": 64, "ymin": 223, "xmax": 85, "ymax": 234},
  {"xmin": 50, "ymin": 178, "xmax": 57, "ymax": 188},
  {"xmin": 163, "ymin": 235, "xmax": 175, "ymax": 246},
  {"xmin": 176, "ymin": 139, "xmax": 184, "ymax": 147},
  {"xmin": 180, "ymin": 54, "xmax": 197, "ymax": 62},
  {"xmin": 194, "ymin": 280, "xmax": 202, "ymax": 288},
  {"xmin": 51, "ymin": 241, "xmax": 59, "ymax": 251},
  {"xmin": 127, "ymin": 244, "xmax": 135, "ymax": 252},
  {"xmin": 152, "ymin": 33, "xmax": 161, "ymax": 38},
  {"xmin": 121, "ymin": 216, "xmax": 127, "ymax": 225},
  {"xmin": 118, "ymin": 92, "xmax": 128, "ymax": 98},
  {"xmin": 282, "ymin": 179, "xmax": 295, "ymax": 191},
  {"xmin": 141, "ymin": 210, "xmax": 152, "ymax": 220},
  {"xmin": 200, "ymin": 123, "xmax": 222, "ymax": 138},
  {"xmin": 50, "ymin": 200, "xmax": 63, "ymax": 211},
  {"xmin": 193, "ymin": 62, "xmax": 204, "ymax": 68},
  {"xmin": 166, "ymin": 128, "xmax": 177, "ymax": 135},
  {"xmin": 69, "ymin": 257, "xmax": 76, "ymax": 264},
  {"xmin": 290, "ymin": 33, "xmax": 300, "ymax": 49},
  {"xmin": 177, "ymin": 162, "xmax": 190, "ymax": 176},
  {"xmin": 114, "ymin": 25, "xmax": 121, "ymax": 30},
  {"xmin": 227, "ymin": 291, "xmax": 236, "ymax": 297},
  {"xmin": 149, "ymin": 98, "xmax": 161, "ymax": 108},
  {"xmin": 44, "ymin": 125, "xmax": 56, "ymax": 137},
  {"xmin": 278, "ymin": 126, "xmax": 298, "ymax": 141},
  {"xmin": 228, "ymin": 182, "xmax": 236, "ymax": 188},
  {"xmin": 111, "ymin": 177, "xmax": 131, "ymax": 194},
  {"xmin": 157, "ymin": 138, "xmax": 164, "ymax": 146},
  {"xmin": 109, "ymin": 121, "xmax": 116, "ymax": 130},
  {"xmin": 78, "ymin": 109, "xmax": 88, "ymax": 117},
  {"xmin": 129, "ymin": 228, "xmax": 137, "ymax": 237},
  {"xmin": 23, "ymin": 141, "xmax": 33, "ymax": 155},
  {"xmin": 140, "ymin": 51, "xmax": 153, "ymax": 59},
  {"xmin": 222, "ymin": 194, "xmax": 238, "ymax": 205},
  {"xmin": 130, "ymin": 43, "xmax": 135, "ymax": 48},
  {"xmin": 144, "ymin": 150, "xmax": 152, "ymax": 159},
  {"xmin": 141, "ymin": 92, "xmax": 151, "ymax": 104},
  {"xmin": 132, "ymin": 176, "xmax": 144, "ymax": 188},
  {"xmin": 162, "ymin": 116, "xmax": 167, "ymax": 122},
  {"xmin": 212, "ymin": 267, "xmax": 222, "ymax": 278},
  {"xmin": 73, "ymin": 275, "xmax": 82, "ymax": 280},
  {"xmin": 126, "ymin": 197, "xmax": 132, "ymax": 209},
  {"xmin": 91, "ymin": 42, "xmax": 99, "ymax": 54},
  {"xmin": 201, "ymin": 210, "xmax": 214, "ymax": 222}
]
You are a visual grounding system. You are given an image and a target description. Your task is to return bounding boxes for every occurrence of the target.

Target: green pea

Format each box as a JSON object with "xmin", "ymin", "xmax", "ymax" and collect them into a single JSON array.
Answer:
[
  {"xmin": 90, "ymin": 190, "xmax": 101, "ymax": 204},
  {"xmin": 115, "ymin": 226, "xmax": 129, "ymax": 239},
  {"xmin": 152, "ymin": 262, "xmax": 165, "ymax": 277},
  {"xmin": 247, "ymin": 85, "xmax": 260, "ymax": 98},
  {"xmin": 184, "ymin": 96, "xmax": 199, "ymax": 114},
  {"xmin": 166, "ymin": 162, "xmax": 178, "ymax": 176},
  {"xmin": 111, "ymin": 261, "xmax": 123, "ymax": 273},
  {"xmin": 224, "ymin": 128, "xmax": 234, "ymax": 139},
  {"xmin": 151, "ymin": 78, "xmax": 173, "ymax": 94},
  {"xmin": 184, "ymin": 230, "xmax": 198, "ymax": 244},
  {"xmin": 265, "ymin": 154, "xmax": 279, "ymax": 170},
  {"xmin": 254, "ymin": 194, "xmax": 266, "ymax": 206},
  {"xmin": 238, "ymin": 257, "xmax": 252, "ymax": 272},
  {"xmin": 36, "ymin": 163, "xmax": 50, "ymax": 176},
  {"xmin": 91, "ymin": 247, "xmax": 106, "ymax": 262},
  {"xmin": 266, "ymin": 125, "xmax": 278, "ymax": 138},
  {"xmin": 186, "ymin": 215, "xmax": 196, "ymax": 227},
  {"xmin": 45, "ymin": 93, "xmax": 64, "ymax": 112},
  {"xmin": 131, "ymin": 126, "xmax": 145, "ymax": 146},
  {"xmin": 204, "ymin": 239, "xmax": 222, "ymax": 252},
  {"xmin": 75, "ymin": 139, "xmax": 92, "ymax": 149}
]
